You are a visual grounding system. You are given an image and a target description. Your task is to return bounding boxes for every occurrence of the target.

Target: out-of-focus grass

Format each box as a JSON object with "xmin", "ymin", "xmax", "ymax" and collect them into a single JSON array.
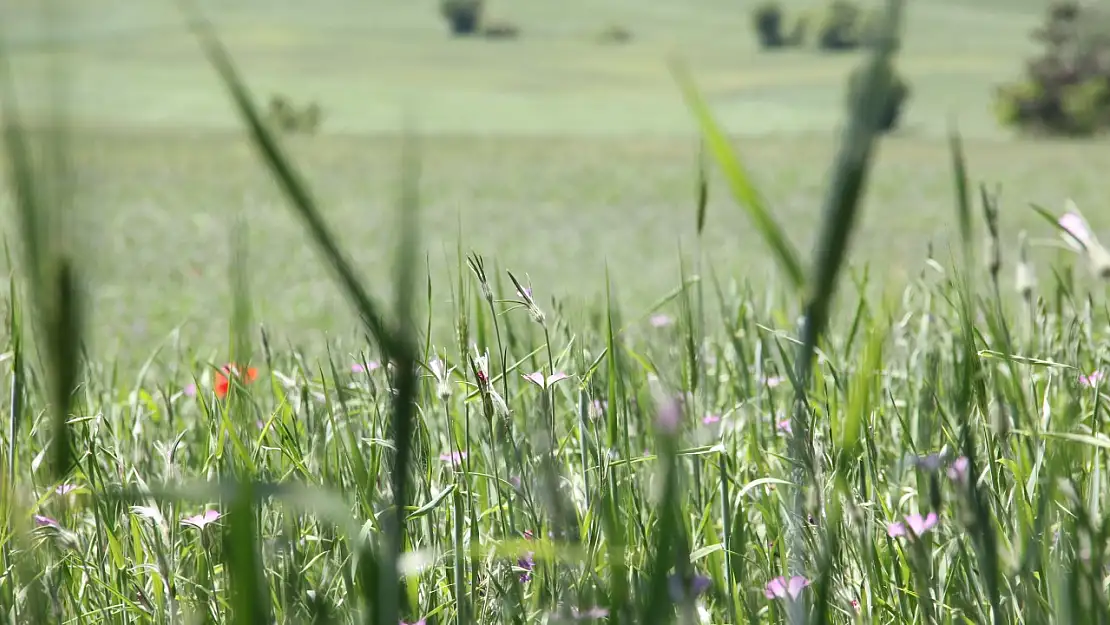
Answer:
[{"xmin": 3, "ymin": 131, "xmax": 1110, "ymax": 369}]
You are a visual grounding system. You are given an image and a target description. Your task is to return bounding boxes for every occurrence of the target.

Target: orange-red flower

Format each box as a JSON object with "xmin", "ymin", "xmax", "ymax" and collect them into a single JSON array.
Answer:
[{"xmin": 214, "ymin": 364, "xmax": 259, "ymax": 398}]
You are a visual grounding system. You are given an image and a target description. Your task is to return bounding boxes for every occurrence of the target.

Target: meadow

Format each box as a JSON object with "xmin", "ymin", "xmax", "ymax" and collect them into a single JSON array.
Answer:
[{"xmin": 4, "ymin": 0, "xmax": 1110, "ymax": 623}]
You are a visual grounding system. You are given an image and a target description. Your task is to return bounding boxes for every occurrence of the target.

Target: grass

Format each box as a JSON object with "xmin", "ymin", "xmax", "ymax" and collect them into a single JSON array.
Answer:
[{"xmin": 6, "ymin": 0, "xmax": 1110, "ymax": 623}]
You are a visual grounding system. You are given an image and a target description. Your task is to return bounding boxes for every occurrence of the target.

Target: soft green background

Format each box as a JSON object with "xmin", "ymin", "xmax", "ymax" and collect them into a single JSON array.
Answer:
[{"xmin": 1, "ymin": 0, "xmax": 1104, "ymax": 364}]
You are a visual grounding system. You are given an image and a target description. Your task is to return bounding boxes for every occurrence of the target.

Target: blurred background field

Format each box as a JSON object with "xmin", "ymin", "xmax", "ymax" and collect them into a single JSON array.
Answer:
[{"xmin": 1, "ymin": 0, "xmax": 1106, "ymax": 365}]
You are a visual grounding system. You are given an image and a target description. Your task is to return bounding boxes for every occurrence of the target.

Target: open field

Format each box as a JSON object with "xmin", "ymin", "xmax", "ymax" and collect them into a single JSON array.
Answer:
[
  {"xmin": 2, "ymin": 0, "xmax": 1103, "ymax": 364},
  {"xmin": 7, "ymin": 2, "xmax": 1110, "ymax": 622}
]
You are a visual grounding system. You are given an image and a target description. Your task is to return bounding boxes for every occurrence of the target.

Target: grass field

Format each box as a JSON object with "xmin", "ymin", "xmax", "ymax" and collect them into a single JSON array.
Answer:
[
  {"xmin": 7, "ymin": 1, "xmax": 1110, "ymax": 622},
  {"xmin": 1, "ymin": 0, "xmax": 1106, "ymax": 364}
]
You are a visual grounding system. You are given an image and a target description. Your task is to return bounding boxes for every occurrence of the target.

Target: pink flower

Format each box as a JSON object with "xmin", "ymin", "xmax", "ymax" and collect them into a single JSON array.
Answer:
[
  {"xmin": 1080, "ymin": 371, "xmax": 1104, "ymax": 387},
  {"xmin": 764, "ymin": 575, "xmax": 810, "ymax": 600},
  {"xmin": 650, "ymin": 314, "xmax": 673, "ymax": 328},
  {"xmin": 763, "ymin": 375, "xmax": 784, "ymax": 388},
  {"xmin": 522, "ymin": 371, "xmax": 571, "ymax": 389},
  {"xmin": 905, "ymin": 512, "xmax": 938, "ymax": 536},
  {"xmin": 182, "ymin": 510, "xmax": 221, "ymax": 530},
  {"xmin": 439, "ymin": 451, "xmax": 467, "ymax": 466},
  {"xmin": 352, "ymin": 361, "xmax": 381, "ymax": 374},
  {"xmin": 54, "ymin": 484, "xmax": 79, "ymax": 496},
  {"xmin": 702, "ymin": 414, "xmax": 721, "ymax": 425},
  {"xmin": 776, "ymin": 418, "xmax": 792, "ymax": 434},
  {"xmin": 656, "ymin": 397, "xmax": 683, "ymax": 435},
  {"xmin": 850, "ymin": 598, "xmax": 860, "ymax": 613},
  {"xmin": 33, "ymin": 514, "xmax": 59, "ymax": 528},
  {"xmin": 886, "ymin": 522, "xmax": 906, "ymax": 538},
  {"xmin": 183, "ymin": 383, "xmax": 197, "ymax": 397},
  {"xmin": 947, "ymin": 456, "xmax": 969, "ymax": 483},
  {"xmin": 1060, "ymin": 211, "xmax": 1093, "ymax": 252},
  {"xmin": 400, "ymin": 620, "xmax": 426, "ymax": 625}
]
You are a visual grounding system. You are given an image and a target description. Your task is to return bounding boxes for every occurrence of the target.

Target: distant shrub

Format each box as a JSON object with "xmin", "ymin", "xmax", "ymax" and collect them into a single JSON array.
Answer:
[
  {"xmin": 995, "ymin": 0, "xmax": 1110, "ymax": 136},
  {"xmin": 266, "ymin": 94, "xmax": 323, "ymax": 136},
  {"xmin": 846, "ymin": 61, "xmax": 910, "ymax": 132},
  {"xmin": 816, "ymin": 0, "xmax": 863, "ymax": 51},
  {"xmin": 440, "ymin": 0, "xmax": 483, "ymax": 36},
  {"xmin": 751, "ymin": 1, "xmax": 786, "ymax": 49},
  {"xmin": 596, "ymin": 24, "xmax": 633, "ymax": 45},
  {"xmin": 481, "ymin": 19, "xmax": 521, "ymax": 40}
]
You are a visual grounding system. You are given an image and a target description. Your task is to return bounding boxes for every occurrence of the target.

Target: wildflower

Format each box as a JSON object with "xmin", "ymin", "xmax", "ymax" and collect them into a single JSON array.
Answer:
[
  {"xmin": 439, "ymin": 451, "xmax": 467, "ymax": 466},
  {"xmin": 763, "ymin": 375, "xmax": 784, "ymax": 388},
  {"xmin": 914, "ymin": 452, "xmax": 945, "ymax": 472},
  {"xmin": 947, "ymin": 456, "xmax": 969, "ymax": 483},
  {"xmin": 517, "ymin": 551, "xmax": 535, "ymax": 582},
  {"xmin": 54, "ymin": 484, "xmax": 79, "ymax": 496},
  {"xmin": 702, "ymin": 414, "xmax": 721, "ymax": 425},
  {"xmin": 183, "ymin": 382, "xmax": 197, "ymax": 397},
  {"xmin": 181, "ymin": 510, "xmax": 221, "ymax": 530},
  {"xmin": 764, "ymin": 575, "xmax": 809, "ymax": 600},
  {"xmin": 668, "ymin": 573, "xmax": 711, "ymax": 602},
  {"xmin": 589, "ymin": 399, "xmax": 607, "ymax": 420},
  {"xmin": 888, "ymin": 512, "xmax": 938, "ymax": 539},
  {"xmin": 352, "ymin": 361, "xmax": 381, "ymax": 374},
  {"xmin": 33, "ymin": 514, "xmax": 59, "ymax": 528},
  {"xmin": 522, "ymin": 371, "xmax": 571, "ymax": 389},
  {"xmin": 1080, "ymin": 371, "xmax": 1104, "ymax": 387},
  {"xmin": 850, "ymin": 598, "xmax": 860, "ymax": 613},
  {"xmin": 429, "ymin": 358, "xmax": 454, "ymax": 400},
  {"xmin": 214, "ymin": 364, "xmax": 259, "ymax": 399},
  {"xmin": 650, "ymin": 313, "xmax": 673, "ymax": 328},
  {"xmin": 508, "ymin": 271, "xmax": 545, "ymax": 324},
  {"xmin": 1058, "ymin": 201, "xmax": 1110, "ymax": 279},
  {"xmin": 400, "ymin": 620, "xmax": 426, "ymax": 625},
  {"xmin": 656, "ymin": 397, "xmax": 683, "ymax": 435},
  {"xmin": 776, "ymin": 418, "xmax": 792, "ymax": 434}
]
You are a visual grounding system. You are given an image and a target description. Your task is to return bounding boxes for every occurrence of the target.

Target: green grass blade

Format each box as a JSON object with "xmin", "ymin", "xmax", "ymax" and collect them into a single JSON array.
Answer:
[{"xmin": 671, "ymin": 60, "xmax": 805, "ymax": 292}]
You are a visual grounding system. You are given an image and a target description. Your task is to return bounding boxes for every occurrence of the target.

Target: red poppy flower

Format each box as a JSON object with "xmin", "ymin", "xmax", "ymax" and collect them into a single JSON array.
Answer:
[{"xmin": 214, "ymin": 364, "xmax": 259, "ymax": 398}]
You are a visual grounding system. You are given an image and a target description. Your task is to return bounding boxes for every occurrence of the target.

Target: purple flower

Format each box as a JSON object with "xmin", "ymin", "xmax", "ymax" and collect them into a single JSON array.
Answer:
[
  {"xmin": 33, "ymin": 514, "xmax": 59, "ymax": 528},
  {"xmin": 182, "ymin": 510, "xmax": 221, "ymax": 530},
  {"xmin": 183, "ymin": 383, "xmax": 197, "ymax": 397},
  {"xmin": 1081, "ymin": 371, "xmax": 1104, "ymax": 387},
  {"xmin": 764, "ymin": 575, "xmax": 810, "ymax": 600},
  {"xmin": 656, "ymin": 398, "xmax": 683, "ymax": 435},
  {"xmin": 650, "ymin": 314, "xmax": 673, "ymax": 328},
  {"xmin": 668, "ymin": 573, "xmax": 711, "ymax": 601},
  {"xmin": 886, "ymin": 522, "xmax": 906, "ymax": 538},
  {"xmin": 517, "ymin": 551, "xmax": 535, "ymax": 582},
  {"xmin": 702, "ymin": 414, "xmax": 721, "ymax": 425},
  {"xmin": 947, "ymin": 456, "xmax": 969, "ymax": 483},
  {"xmin": 776, "ymin": 418, "xmax": 792, "ymax": 434},
  {"xmin": 439, "ymin": 451, "xmax": 467, "ymax": 466}
]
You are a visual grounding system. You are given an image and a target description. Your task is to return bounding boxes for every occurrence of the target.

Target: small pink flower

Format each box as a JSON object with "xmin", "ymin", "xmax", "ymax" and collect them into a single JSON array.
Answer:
[
  {"xmin": 400, "ymin": 620, "xmax": 426, "ymax": 625},
  {"xmin": 850, "ymin": 598, "xmax": 860, "ymax": 613},
  {"xmin": 33, "ymin": 514, "xmax": 59, "ymax": 528},
  {"xmin": 183, "ymin": 383, "xmax": 197, "ymax": 397},
  {"xmin": 764, "ymin": 575, "xmax": 810, "ymax": 600},
  {"xmin": 440, "ymin": 451, "xmax": 467, "ymax": 466},
  {"xmin": 1060, "ymin": 211, "xmax": 1093, "ymax": 251},
  {"xmin": 352, "ymin": 361, "xmax": 381, "ymax": 374},
  {"xmin": 886, "ymin": 522, "xmax": 906, "ymax": 538},
  {"xmin": 905, "ymin": 512, "xmax": 938, "ymax": 536},
  {"xmin": 776, "ymin": 418, "xmax": 792, "ymax": 434},
  {"xmin": 763, "ymin": 375, "xmax": 784, "ymax": 388},
  {"xmin": 656, "ymin": 398, "xmax": 683, "ymax": 434},
  {"xmin": 650, "ymin": 314, "xmax": 673, "ymax": 328},
  {"xmin": 947, "ymin": 456, "xmax": 969, "ymax": 483},
  {"xmin": 702, "ymin": 414, "xmax": 721, "ymax": 425},
  {"xmin": 1080, "ymin": 371, "xmax": 1104, "ymax": 387},
  {"xmin": 522, "ymin": 371, "xmax": 570, "ymax": 389},
  {"xmin": 182, "ymin": 510, "xmax": 221, "ymax": 530}
]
